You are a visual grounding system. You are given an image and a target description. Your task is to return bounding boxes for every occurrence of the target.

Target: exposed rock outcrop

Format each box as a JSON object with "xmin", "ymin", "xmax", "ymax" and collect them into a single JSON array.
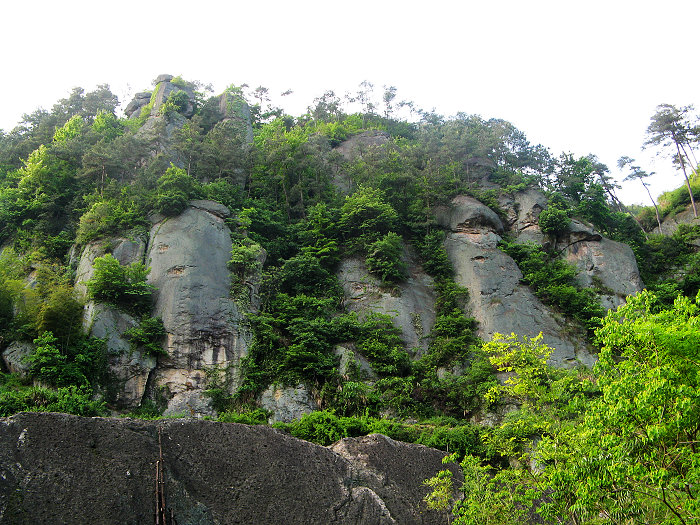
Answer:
[
  {"xmin": 75, "ymin": 237, "xmax": 153, "ymax": 408},
  {"xmin": 259, "ymin": 384, "xmax": 320, "ymax": 423},
  {"xmin": 562, "ymin": 236, "xmax": 644, "ymax": 309},
  {"xmin": 655, "ymin": 203, "xmax": 700, "ymax": 235},
  {"xmin": 439, "ymin": 195, "xmax": 593, "ymax": 367},
  {"xmin": 0, "ymin": 412, "xmax": 459, "ymax": 525},
  {"xmin": 83, "ymin": 302, "xmax": 155, "ymax": 408},
  {"xmin": 146, "ymin": 200, "xmax": 251, "ymax": 415},
  {"xmin": 1, "ymin": 341, "xmax": 33, "ymax": 375},
  {"xmin": 338, "ymin": 251, "xmax": 436, "ymax": 358}
]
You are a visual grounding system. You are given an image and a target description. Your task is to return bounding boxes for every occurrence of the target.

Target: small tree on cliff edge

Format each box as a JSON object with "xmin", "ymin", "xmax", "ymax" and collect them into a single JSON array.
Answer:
[{"xmin": 645, "ymin": 103, "xmax": 698, "ymax": 218}]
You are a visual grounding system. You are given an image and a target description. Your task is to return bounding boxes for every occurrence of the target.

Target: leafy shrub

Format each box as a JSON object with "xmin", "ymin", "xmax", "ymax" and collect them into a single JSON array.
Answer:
[
  {"xmin": 538, "ymin": 206, "xmax": 570, "ymax": 236},
  {"xmin": 419, "ymin": 230, "xmax": 452, "ymax": 279},
  {"xmin": 217, "ymin": 408, "xmax": 270, "ymax": 425},
  {"xmin": 85, "ymin": 254, "xmax": 154, "ymax": 315},
  {"xmin": 123, "ymin": 316, "xmax": 167, "ymax": 356},
  {"xmin": 24, "ymin": 332, "xmax": 108, "ymax": 389},
  {"xmin": 0, "ymin": 385, "xmax": 106, "ymax": 417},
  {"xmin": 277, "ymin": 254, "xmax": 335, "ymax": 296},
  {"xmin": 25, "ymin": 332, "xmax": 88, "ymax": 387},
  {"xmin": 339, "ymin": 186, "xmax": 398, "ymax": 244},
  {"xmin": 76, "ymin": 198, "xmax": 148, "ymax": 245},
  {"xmin": 365, "ymin": 232, "xmax": 407, "ymax": 283},
  {"xmin": 155, "ymin": 166, "xmax": 202, "ymax": 216},
  {"xmin": 34, "ymin": 286, "xmax": 83, "ymax": 347}
]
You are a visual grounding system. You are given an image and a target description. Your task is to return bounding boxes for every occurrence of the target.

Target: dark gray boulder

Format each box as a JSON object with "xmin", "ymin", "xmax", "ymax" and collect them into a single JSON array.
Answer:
[{"xmin": 0, "ymin": 412, "xmax": 459, "ymax": 525}]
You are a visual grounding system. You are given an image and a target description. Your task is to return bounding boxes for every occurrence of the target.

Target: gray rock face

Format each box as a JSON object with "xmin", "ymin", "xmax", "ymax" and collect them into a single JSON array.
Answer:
[
  {"xmin": 83, "ymin": 302, "xmax": 156, "ymax": 409},
  {"xmin": 259, "ymin": 384, "xmax": 320, "ymax": 423},
  {"xmin": 656, "ymin": 204, "xmax": 700, "ymax": 235},
  {"xmin": 338, "ymin": 252, "xmax": 436, "ymax": 357},
  {"xmin": 435, "ymin": 195, "xmax": 504, "ymax": 234},
  {"xmin": 513, "ymin": 188, "xmax": 548, "ymax": 244},
  {"xmin": 216, "ymin": 90, "xmax": 254, "ymax": 144},
  {"xmin": 334, "ymin": 130, "xmax": 390, "ymax": 161},
  {"xmin": 124, "ymin": 91, "xmax": 152, "ymax": 119},
  {"xmin": 147, "ymin": 201, "xmax": 250, "ymax": 414},
  {"xmin": 1, "ymin": 341, "xmax": 33, "ymax": 375},
  {"xmin": 562, "ymin": 236, "xmax": 644, "ymax": 309},
  {"xmin": 443, "ymin": 230, "xmax": 590, "ymax": 367},
  {"xmin": 332, "ymin": 434, "xmax": 463, "ymax": 524},
  {"xmin": 334, "ymin": 344, "xmax": 377, "ymax": 380},
  {"xmin": 74, "ymin": 237, "xmax": 154, "ymax": 408},
  {"xmin": 0, "ymin": 412, "xmax": 457, "ymax": 525}
]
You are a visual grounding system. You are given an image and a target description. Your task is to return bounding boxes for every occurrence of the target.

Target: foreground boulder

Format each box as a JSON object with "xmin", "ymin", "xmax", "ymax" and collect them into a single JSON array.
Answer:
[{"xmin": 0, "ymin": 412, "xmax": 460, "ymax": 524}]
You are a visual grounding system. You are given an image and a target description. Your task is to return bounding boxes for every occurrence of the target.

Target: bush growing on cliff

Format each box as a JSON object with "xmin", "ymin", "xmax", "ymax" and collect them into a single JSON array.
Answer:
[
  {"xmin": 123, "ymin": 316, "xmax": 167, "ymax": 356},
  {"xmin": 537, "ymin": 206, "xmax": 570, "ymax": 237},
  {"xmin": 365, "ymin": 232, "xmax": 407, "ymax": 284},
  {"xmin": 85, "ymin": 254, "xmax": 154, "ymax": 315},
  {"xmin": 155, "ymin": 165, "xmax": 202, "ymax": 216}
]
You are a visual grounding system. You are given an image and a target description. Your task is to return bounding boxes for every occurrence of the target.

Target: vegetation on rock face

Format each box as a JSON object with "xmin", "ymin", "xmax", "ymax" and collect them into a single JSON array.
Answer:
[
  {"xmin": 85, "ymin": 254, "xmax": 153, "ymax": 315},
  {"xmin": 1, "ymin": 77, "xmax": 700, "ymax": 523}
]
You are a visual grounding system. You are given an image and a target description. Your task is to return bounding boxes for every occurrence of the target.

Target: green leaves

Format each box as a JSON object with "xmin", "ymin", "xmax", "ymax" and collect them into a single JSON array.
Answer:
[
  {"xmin": 123, "ymin": 316, "xmax": 167, "ymax": 356},
  {"xmin": 365, "ymin": 232, "xmax": 406, "ymax": 284},
  {"xmin": 339, "ymin": 186, "xmax": 399, "ymax": 244},
  {"xmin": 85, "ymin": 254, "xmax": 154, "ymax": 315}
]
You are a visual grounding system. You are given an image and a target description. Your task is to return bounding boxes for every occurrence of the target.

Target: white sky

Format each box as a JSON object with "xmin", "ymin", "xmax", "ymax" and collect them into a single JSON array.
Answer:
[{"xmin": 2, "ymin": 0, "xmax": 698, "ymax": 205}]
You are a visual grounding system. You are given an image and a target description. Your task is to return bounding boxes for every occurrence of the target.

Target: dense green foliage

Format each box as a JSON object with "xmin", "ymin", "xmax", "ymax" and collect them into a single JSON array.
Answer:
[
  {"xmin": 424, "ymin": 291, "xmax": 700, "ymax": 524},
  {"xmin": 85, "ymin": 254, "xmax": 153, "ymax": 315}
]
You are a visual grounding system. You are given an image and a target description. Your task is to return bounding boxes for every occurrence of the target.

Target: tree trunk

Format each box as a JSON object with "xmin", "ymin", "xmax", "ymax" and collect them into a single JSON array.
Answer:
[
  {"xmin": 675, "ymin": 141, "xmax": 698, "ymax": 218},
  {"xmin": 642, "ymin": 181, "xmax": 663, "ymax": 233}
]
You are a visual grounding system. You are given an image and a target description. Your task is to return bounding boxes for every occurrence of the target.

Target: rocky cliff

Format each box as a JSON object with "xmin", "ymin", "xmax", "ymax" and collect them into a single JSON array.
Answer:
[
  {"xmin": 0, "ymin": 412, "xmax": 459, "ymax": 525},
  {"xmin": 73, "ymin": 200, "xmax": 255, "ymax": 415}
]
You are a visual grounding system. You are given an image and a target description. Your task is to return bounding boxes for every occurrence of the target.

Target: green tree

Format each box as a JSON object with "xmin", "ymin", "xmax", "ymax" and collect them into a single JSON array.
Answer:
[
  {"xmin": 339, "ymin": 186, "xmax": 398, "ymax": 244},
  {"xmin": 155, "ymin": 165, "xmax": 202, "ymax": 216},
  {"xmin": 536, "ymin": 291, "xmax": 700, "ymax": 524},
  {"xmin": 645, "ymin": 104, "xmax": 698, "ymax": 218},
  {"xmin": 365, "ymin": 231, "xmax": 407, "ymax": 283},
  {"xmin": 618, "ymin": 155, "xmax": 662, "ymax": 232},
  {"xmin": 85, "ymin": 254, "xmax": 154, "ymax": 315}
]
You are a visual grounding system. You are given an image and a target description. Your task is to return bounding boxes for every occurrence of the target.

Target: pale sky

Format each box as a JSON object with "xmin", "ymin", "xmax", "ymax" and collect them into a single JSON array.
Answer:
[{"xmin": 2, "ymin": 0, "xmax": 698, "ymax": 205}]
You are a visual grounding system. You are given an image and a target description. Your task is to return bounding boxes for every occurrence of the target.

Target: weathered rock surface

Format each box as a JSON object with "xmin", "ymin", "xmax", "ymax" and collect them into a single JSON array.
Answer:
[
  {"xmin": 1, "ymin": 341, "xmax": 33, "ymax": 375},
  {"xmin": 435, "ymin": 194, "xmax": 504, "ymax": 234},
  {"xmin": 439, "ymin": 195, "xmax": 593, "ymax": 367},
  {"xmin": 146, "ymin": 200, "xmax": 251, "ymax": 415},
  {"xmin": 259, "ymin": 384, "xmax": 320, "ymax": 423},
  {"xmin": 124, "ymin": 91, "xmax": 152, "ymax": 119},
  {"xmin": 338, "ymin": 252, "xmax": 436, "ymax": 357},
  {"xmin": 656, "ymin": 203, "xmax": 700, "ymax": 235},
  {"xmin": 512, "ymin": 188, "xmax": 548, "ymax": 245},
  {"xmin": 0, "ymin": 412, "xmax": 458, "ymax": 525},
  {"xmin": 83, "ymin": 302, "xmax": 156, "ymax": 409},
  {"xmin": 331, "ymin": 434, "xmax": 462, "ymax": 524},
  {"xmin": 444, "ymin": 230, "xmax": 591, "ymax": 367},
  {"xmin": 562, "ymin": 236, "xmax": 644, "ymax": 309},
  {"xmin": 216, "ymin": 90, "xmax": 254, "ymax": 145},
  {"xmin": 73, "ymin": 237, "xmax": 153, "ymax": 408},
  {"xmin": 74, "ymin": 237, "xmax": 146, "ymax": 300},
  {"xmin": 335, "ymin": 344, "xmax": 377, "ymax": 381}
]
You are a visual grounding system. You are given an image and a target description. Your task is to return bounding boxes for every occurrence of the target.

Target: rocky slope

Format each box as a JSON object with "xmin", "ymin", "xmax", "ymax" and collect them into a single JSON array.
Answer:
[{"xmin": 0, "ymin": 412, "xmax": 459, "ymax": 525}]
